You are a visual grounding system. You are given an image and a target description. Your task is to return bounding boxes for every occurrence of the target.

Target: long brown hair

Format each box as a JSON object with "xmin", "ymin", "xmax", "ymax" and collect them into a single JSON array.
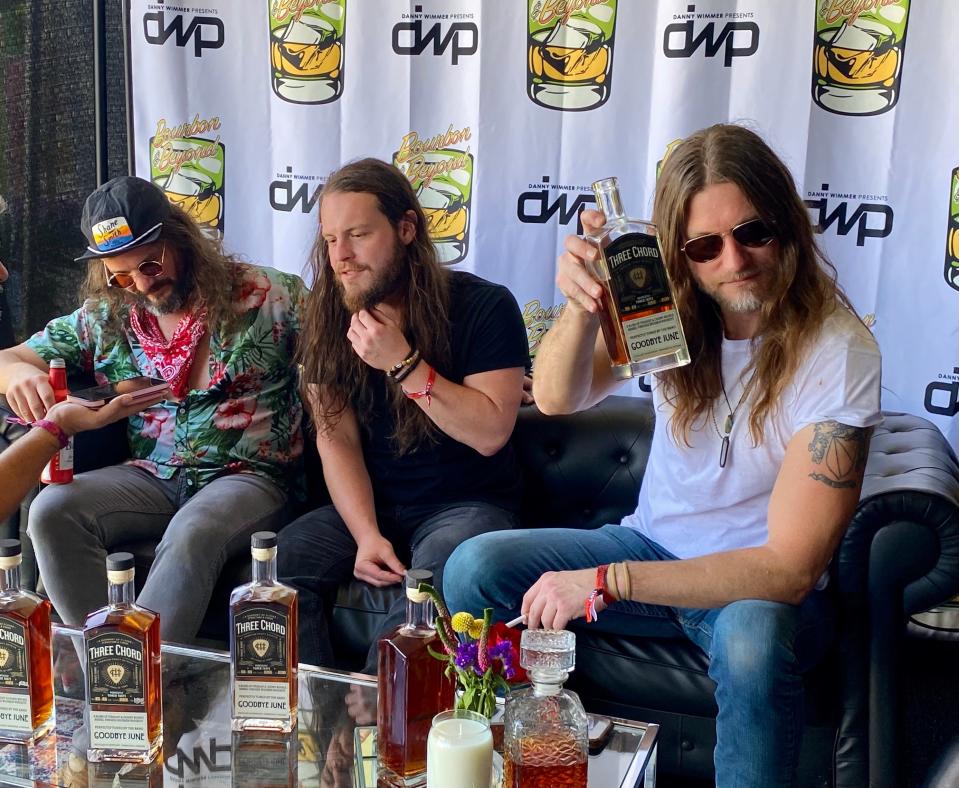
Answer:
[
  {"xmin": 80, "ymin": 203, "xmax": 242, "ymax": 338},
  {"xmin": 297, "ymin": 158, "xmax": 451, "ymax": 454},
  {"xmin": 653, "ymin": 124, "xmax": 855, "ymax": 445}
]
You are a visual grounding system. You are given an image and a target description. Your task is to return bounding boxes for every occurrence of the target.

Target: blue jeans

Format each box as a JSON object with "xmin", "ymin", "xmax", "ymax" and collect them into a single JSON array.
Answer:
[
  {"xmin": 443, "ymin": 524, "xmax": 836, "ymax": 788},
  {"xmin": 277, "ymin": 501, "xmax": 518, "ymax": 673}
]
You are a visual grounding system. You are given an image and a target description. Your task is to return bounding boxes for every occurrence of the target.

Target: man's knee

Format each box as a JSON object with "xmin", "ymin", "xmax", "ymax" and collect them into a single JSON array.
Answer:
[
  {"xmin": 443, "ymin": 531, "xmax": 519, "ymax": 611},
  {"xmin": 710, "ymin": 600, "xmax": 801, "ymax": 682},
  {"xmin": 27, "ymin": 485, "xmax": 78, "ymax": 544}
]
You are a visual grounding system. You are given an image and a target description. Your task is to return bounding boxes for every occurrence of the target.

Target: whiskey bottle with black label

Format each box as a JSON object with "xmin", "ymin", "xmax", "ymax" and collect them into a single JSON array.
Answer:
[
  {"xmin": 84, "ymin": 552, "xmax": 162, "ymax": 763},
  {"xmin": 0, "ymin": 539, "xmax": 53, "ymax": 743},
  {"xmin": 230, "ymin": 531, "xmax": 298, "ymax": 733},
  {"xmin": 587, "ymin": 177, "xmax": 690, "ymax": 379}
]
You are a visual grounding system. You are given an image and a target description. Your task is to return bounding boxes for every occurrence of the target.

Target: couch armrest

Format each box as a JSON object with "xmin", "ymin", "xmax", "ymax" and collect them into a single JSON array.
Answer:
[{"xmin": 832, "ymin": 412, "xmax": 959, "ymax": 788}]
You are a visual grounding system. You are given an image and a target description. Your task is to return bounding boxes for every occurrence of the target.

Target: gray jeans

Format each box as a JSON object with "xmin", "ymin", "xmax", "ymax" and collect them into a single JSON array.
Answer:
[{"xmin": 27, "ymin": 464, "xmax": 287, "ymax": 644}]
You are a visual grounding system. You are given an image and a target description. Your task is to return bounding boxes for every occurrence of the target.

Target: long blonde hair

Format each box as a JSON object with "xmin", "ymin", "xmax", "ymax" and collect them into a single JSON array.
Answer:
[
  {"xmin": 80, "ymin": 203, "xmax": 242, "ymax": 338},
  {"xmin": 653, "ymin": 124, "xmax": 855, "ymax": 445}
]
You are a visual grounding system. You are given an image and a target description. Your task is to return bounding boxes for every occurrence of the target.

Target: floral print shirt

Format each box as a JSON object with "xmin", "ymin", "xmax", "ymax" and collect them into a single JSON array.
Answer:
[{"xmin": 26, "ymin": 264, "xmax": 306, "ymax": 498}]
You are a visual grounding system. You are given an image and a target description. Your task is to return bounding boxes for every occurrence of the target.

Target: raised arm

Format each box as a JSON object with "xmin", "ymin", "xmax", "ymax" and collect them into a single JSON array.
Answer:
[{"xmin": 532, "ymin": 210, "xmax": 620, "ymax": 415}]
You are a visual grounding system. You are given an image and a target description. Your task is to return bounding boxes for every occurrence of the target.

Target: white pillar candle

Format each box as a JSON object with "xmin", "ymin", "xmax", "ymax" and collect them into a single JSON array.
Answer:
[{"xmin": 427, "ymin": 710, "xmax": 493, "ymax": 788}]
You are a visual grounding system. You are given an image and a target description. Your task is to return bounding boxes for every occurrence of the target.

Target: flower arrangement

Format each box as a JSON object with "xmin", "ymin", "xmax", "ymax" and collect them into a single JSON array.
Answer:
[{"xmin": 419, "ymin": 583, "xmax": 524, "ymax": 719}]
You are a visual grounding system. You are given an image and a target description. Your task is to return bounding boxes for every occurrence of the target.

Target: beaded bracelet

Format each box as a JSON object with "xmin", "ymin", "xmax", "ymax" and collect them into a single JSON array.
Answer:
[
  {"xmin": 392, "ymin": 355, "xmax": 423, "ymax": 384},
  {"xmin": 386, "ymin": 349, "xmax": 420, "ymax": 380}
]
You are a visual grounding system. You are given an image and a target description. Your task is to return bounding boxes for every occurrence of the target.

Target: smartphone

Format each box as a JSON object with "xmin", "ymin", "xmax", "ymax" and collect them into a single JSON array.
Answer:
[
  {"xmin": 66, "ymin": 376, "xmax": 170, "ymax": 408},
  {"xmin": 587, "ymin": 714, "xmax": 613, "ymax": 753}
]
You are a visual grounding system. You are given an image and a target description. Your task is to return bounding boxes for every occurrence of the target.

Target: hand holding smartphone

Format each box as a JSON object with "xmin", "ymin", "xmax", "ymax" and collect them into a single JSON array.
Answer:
[{"xmin": 66, "ymin": 376, "xmax": 170, "ymax": 409}]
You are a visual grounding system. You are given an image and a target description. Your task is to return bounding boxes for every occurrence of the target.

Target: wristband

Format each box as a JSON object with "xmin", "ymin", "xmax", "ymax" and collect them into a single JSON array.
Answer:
[
  {"xmin": 402, "ymin": 365, "xmax": 436, "ymax": 407},
  {"xmin": 33, "ymin": 419, "xmax": 70, "ymax": 449},
  {"xmin": 585, "ymin": 564, "xmax": 615, "ymax": 623},
  {"xmin": 392, "ymin": 355, "xmax": 422, "ymax": 384}
]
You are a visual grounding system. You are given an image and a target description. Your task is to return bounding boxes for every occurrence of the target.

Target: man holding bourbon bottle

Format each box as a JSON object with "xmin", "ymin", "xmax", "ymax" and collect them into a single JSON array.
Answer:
[{"xmin": 445, "ymin": 124, "xmax": 882, "ymax": 787}]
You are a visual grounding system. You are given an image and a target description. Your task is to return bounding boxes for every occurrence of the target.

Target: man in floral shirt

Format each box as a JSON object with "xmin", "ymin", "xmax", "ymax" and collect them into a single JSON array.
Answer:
[{"xmin": 0, "ymin": 176, "xmax": 305, "ymax": 644}]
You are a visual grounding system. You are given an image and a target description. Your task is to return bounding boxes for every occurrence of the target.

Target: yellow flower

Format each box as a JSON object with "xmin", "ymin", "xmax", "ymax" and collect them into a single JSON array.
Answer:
[
  {"xmin": 467, "ymin": 620, "xmax": 484, "ymax": 639},
  {"xmin": 451, "ymin": 612, "xmax": 475, "ymax": 634}
]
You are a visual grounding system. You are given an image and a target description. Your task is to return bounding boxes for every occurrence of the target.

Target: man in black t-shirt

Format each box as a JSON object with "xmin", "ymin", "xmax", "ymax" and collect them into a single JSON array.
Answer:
[{"xmin": 278, "ymin": 159, "xmax": 529, "ymax": 671}]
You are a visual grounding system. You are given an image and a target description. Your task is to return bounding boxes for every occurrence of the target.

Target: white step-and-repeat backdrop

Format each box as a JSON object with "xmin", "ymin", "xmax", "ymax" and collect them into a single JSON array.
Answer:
[{"xmin": 128, "ymin": 0, "xmax": 959, "ymax": 448}]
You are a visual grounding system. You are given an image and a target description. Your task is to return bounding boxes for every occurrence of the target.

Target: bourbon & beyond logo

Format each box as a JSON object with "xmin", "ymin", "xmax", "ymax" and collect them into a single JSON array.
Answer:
[
  {"xmin": 812, "ymin": 0, "xmax": 910, "ymax": 116},
  {"xmin": 392, "ymin": 5, "xmax": 478, "ymax": 66},
  {"xmin": 269, "ymin": 166, "xmax": 328, "ymax": 214},
  {"xmin": 524, "ymin": 300, "xmax": 564, "ymax": 358},
  {"xmin": 804, "ymin": 183, "xmax": 893, "ymax": 247},
  {"xmin": 945, "ymin": 167, "xmax": 959, "ymax": 292},
  {"xmin": 662, "ymin": 4, "xmax": 759, "ymax": 67},
  {"xmin": 143, "ymin": 1, "xmax": 224, "ymax": 58},
  {"xmin": 149, "ymin": 114, "xmax": 225, "ymax": 236},
  {"xmin": 527, "ymin": 0, "xmax": 617, "ymax": 112},
  {"xmin": 516, "ymin": 176, "xmax": 596, "ymax": 235},
  {"xmin": 269, "ymin": 0, "xmax": 346, "ymax": 105},
  {"xmin": 393, "ymin": 125, "xmax": 473, "ymax": 265}
]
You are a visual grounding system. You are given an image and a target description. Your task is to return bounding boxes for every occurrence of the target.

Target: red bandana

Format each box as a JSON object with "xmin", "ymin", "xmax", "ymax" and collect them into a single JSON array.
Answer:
[{"xmin": 129, "ymin": 307, "xmax": 208, "ymax": 398}]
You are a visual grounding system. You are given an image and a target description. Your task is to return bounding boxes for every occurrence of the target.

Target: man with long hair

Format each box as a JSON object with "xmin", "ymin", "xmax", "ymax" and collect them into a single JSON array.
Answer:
[
  {"xmin": 0, "ymin": 176, "xmax": 306, "ymax": 644},
  {"xmin": 444, "ymin": 125, "xmax": 882, "ymax": 786},
  {"xmin": 277, "ymin": 158, "xmax": 528, "ymax": 670}
]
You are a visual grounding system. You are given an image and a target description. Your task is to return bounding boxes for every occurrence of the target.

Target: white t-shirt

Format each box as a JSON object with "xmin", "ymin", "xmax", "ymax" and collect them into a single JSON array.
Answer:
[{"xmin": 621, "ymin": 307, "xmax": 882, "ymax": 559}]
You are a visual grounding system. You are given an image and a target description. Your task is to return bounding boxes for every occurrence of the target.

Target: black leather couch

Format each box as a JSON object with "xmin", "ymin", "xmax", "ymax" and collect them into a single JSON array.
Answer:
[{"xmin": 7, "ymin": 396, "xmax": 959, "ymax": 787}]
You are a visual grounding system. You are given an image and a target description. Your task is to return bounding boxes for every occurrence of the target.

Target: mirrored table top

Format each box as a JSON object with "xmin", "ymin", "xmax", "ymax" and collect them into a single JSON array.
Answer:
[{"xmin": 0, "ymin": 625, "xmax": 657, "ymax": 787}]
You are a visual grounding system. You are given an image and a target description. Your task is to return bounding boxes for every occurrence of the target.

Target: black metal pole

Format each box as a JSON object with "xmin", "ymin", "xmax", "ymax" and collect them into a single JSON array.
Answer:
[
  {"xmin": 93, "ymin": 0, "xmax": 108, "ymax": 185},
  {"xmin": 122, "ymin": 0, "xmax": 133, "ymax": 174}
]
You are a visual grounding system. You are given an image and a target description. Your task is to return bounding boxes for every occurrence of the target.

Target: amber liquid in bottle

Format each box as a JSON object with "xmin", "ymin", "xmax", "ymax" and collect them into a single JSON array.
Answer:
[
  {"xmin": 0, "ymin": 541, "xmax": 54, "ymax": 743},
  {"xmin": 84, "ymin": 554, "xmax": 162, "ymax": 763},
  {"xmin": 230, "ymin": 532, "xmax": 298, "ymax": 733},
  {"xmin": 377, "ymin": 570, "xmax": 454, "ymax": 786},
  {"xmin": 588, "ymin": 177, "xmax": 690, "ymax": 380},
  {"xmin": 503, "ymin": 734, "xmax": 588, "ymax": 787}
]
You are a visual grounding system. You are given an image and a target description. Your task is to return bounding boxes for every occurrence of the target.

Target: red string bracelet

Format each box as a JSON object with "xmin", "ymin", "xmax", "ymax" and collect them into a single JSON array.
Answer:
[
  {"xmin": 585, "ymin": 564, "xmax": 615, "ymax": 623},
  {"xmin": 402, "ymin": 365, "xmax": 436, "ymax": 407}
]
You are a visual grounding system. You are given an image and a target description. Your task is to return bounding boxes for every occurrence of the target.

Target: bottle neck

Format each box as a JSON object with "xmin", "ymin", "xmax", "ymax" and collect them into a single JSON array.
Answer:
[
  {"xmin": 593, "ymin": 181, "xmax": 626, "ymax": 222},
  {"xmin": 405, "ymin": 595, "xmax": 434, "ymax": 631},
  {"xmin": 0, "ymin": 565, "xmax": 21, "ymax": 594},
  {"xmin": 253, "ymin": 554, "xmax": 277, "ymax": 584},
  {"xmin": 108, "ymin": 579, "xmax": 136, "ymax": 607},
  {"xmin": 529, "ymin": 668, "xmax": 568, "ymax": 697}
]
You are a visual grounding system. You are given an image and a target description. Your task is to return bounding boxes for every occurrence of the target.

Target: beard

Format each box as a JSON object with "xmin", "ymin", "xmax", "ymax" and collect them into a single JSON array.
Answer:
[
  {"xmin": 336, "ymin": 239, "xmax": 409, "ymax": 313},
  {"xmin": 693, "ymin": 268, "xmax": 769, "ymax": 315},
  {"xmin": 127, "ymin": 275, "xmax": 192, "ymax": 315}
]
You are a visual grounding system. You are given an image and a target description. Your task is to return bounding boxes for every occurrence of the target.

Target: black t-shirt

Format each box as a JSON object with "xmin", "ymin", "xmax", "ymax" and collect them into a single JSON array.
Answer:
[{"xmin": 360, "ymin": 271, "xmax": 530, "ymax": 511}]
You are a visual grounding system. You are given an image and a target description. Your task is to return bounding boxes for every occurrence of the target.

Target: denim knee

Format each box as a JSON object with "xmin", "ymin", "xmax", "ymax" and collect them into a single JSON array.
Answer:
[
  {"xmin": 709, "ymin": 600, "xmax": 801, "ymax": 687},
  {"xmin": 26, "ymin": 485, "xmax": 74, "ymax": 544}
]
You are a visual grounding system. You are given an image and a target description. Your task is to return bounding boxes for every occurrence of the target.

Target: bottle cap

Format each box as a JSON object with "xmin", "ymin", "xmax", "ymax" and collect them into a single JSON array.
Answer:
[
  {"xmin": 106, "ymin": 552, "xmax": 135, "ymax": 572},
  {"xmin": 405, "ymin": 569, "xmax": 432, "ymax": 589},
  {"xmin": 49, "ymin": 359, "xmax": 66, "ymax": 369},
  {"xmin": 0, "ymin": 539, "xmax": 22, "ymax": 558},
  {"xmin": 251, "ymin": 531, "xmax": 278, "ymax": 549},
  {"xmin": 520, "ymin": 628, "xmax": 576, "ymax": 673}
]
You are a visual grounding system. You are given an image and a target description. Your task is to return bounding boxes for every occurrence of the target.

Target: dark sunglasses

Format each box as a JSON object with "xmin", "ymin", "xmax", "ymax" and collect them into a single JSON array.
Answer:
[
  {"xmin": 104, "ymin": 245, "xmax": 165, "ymax": 289},
  {"xmin": 681, "ymin": 219, "xmax": 775, "ymax": 263}
]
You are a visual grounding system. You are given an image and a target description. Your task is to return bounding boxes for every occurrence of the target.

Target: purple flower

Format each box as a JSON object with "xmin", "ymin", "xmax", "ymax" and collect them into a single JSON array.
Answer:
[
  {"xmin": 455, "ymin": 642, "xmax": 478, "ymax": 670},
  {"xmin": 488, "ymin": 641, "xmax": 517, "ymax": 680}
]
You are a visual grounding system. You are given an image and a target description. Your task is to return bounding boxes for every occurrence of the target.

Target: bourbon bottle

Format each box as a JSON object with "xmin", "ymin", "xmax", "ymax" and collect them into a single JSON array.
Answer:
[
  {"xmin": 230, "ymin": 531, "xmax": 298, "ymax": 733},
  {"xmin": 40, "ymin": 358, "xmax": 73, "ymax": 484},
  {"xmin": 503, "ymin": 629, "xmax": 588, "ymax": 788},
  {"xmin": 587, "ymin": 177, "xmax": 690, "ymax": 380},
  {"xmin": 0, "ymin": 539, "xmax": 53, "ymax": 743},
  {"xmin": 377, "ymin": 569, "xmax": 454, "ymax": 787},
  {"xmin": 84, "ymin": 552, "xmax": 162, "ymax": 763}
]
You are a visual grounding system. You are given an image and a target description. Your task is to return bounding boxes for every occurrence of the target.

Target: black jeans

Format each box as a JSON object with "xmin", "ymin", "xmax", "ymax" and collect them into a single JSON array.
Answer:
[{"xmin": 276, "ymin": 501, "xmax": 518, "ymax": 672}]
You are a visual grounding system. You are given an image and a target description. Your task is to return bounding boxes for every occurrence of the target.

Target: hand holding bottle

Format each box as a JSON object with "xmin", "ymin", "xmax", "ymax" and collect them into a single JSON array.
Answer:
[{"xmin": 557, "ymin": 209, "xmax": 607, "ymax": 315}]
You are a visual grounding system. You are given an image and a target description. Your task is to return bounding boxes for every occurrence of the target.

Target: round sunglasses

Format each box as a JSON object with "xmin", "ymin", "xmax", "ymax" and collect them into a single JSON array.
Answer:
[
  {"xmin": 104, "ymin": 244, "xmax": 166, "ymax": 289},
  {"xmin": 681, "ymin": 218, "xmax": 775, "ymax": 263}
]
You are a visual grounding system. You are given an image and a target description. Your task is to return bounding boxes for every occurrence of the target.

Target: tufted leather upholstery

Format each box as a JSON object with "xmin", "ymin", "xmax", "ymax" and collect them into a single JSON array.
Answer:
[{"xmin": 5, "ymin": 396, "xmax": 959, "ymax": 787}]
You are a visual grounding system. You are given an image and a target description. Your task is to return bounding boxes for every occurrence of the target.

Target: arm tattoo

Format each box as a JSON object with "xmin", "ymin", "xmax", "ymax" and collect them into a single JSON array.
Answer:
[{"xmin": 807, "ymin": 421, "xmax": 870, "ymax": 489}]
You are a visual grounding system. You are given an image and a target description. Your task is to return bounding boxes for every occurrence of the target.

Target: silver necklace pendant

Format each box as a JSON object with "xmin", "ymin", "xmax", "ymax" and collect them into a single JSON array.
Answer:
[
  {"xmin": 719, "ymin": 434, "xmax": 730, "ymax": 468},
  {"xmin": 723, "ymin": 413, "xmax": 734, "ymax": 434}
]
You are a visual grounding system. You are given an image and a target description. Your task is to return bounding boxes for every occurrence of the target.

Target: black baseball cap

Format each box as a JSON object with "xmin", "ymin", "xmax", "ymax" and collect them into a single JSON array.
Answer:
[{"xmin": 75, "ymin": 176, "xmax": 171, "ymax": 261}]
